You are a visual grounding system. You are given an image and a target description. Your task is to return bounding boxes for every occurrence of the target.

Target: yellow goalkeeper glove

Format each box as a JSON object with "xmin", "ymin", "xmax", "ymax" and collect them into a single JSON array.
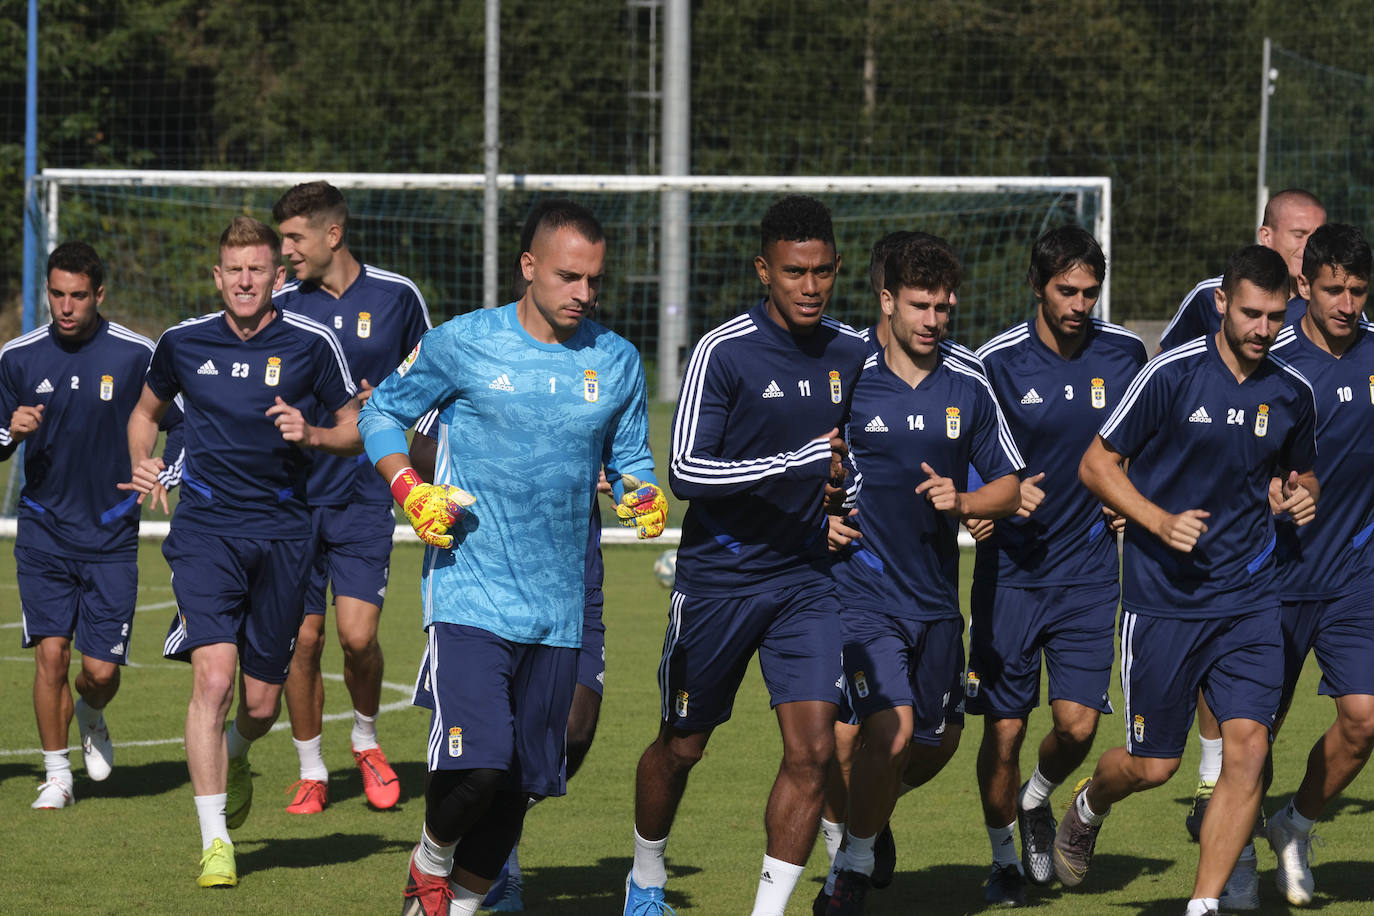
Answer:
[
  {"xmin": 615, "ymin": 474, "xmax": 667, "ymax": 539},
  {"xmin": 390, "ymin": 467, "xmax": 475, "ymax": 549}
]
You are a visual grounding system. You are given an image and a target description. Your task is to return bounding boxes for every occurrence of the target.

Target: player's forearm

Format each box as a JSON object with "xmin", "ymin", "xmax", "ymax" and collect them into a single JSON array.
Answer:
[
  {"xmin": 1079, "ymin": 437, "xmax": 1169, "ymax": 538},
  {"xmin": 957, "ymin": 473, "xmax": 1020, "ymax": 521},
  {"xmin": 374, "ymin": 453, "xmax": 413, "ymax": 496},
  {"xmin": 668, "ymin": 437, "xmax": 832, "ymax": 499},
  {"xmin": 306, "ymin": 423, "xmax": 363, "ymax": 456}
]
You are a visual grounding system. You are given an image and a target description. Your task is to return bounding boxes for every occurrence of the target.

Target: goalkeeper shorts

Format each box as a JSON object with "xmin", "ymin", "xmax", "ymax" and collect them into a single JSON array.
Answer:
[{"xmin": 411, "ymin": 622, "xmax": 577, "ymax": 798}]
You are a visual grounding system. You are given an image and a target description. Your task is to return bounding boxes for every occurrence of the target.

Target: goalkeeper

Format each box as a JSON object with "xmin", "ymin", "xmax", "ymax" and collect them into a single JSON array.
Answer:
[{"xmin": 358, "ymin": 200, "xmax": 661, "ymax": 916}]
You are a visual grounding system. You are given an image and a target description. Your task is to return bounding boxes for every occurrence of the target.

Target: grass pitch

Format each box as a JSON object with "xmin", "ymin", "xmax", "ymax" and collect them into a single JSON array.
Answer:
[{"xmin": 1, "ymin": 539, "xmax": 1371, "ymax": 914}]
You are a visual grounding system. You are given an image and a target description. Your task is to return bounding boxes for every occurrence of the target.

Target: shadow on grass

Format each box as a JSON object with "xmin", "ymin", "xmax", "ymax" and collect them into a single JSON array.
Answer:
[
  {"xmin": 236, "ymin": 832, "xmax": 413, "ymax": 872},
  {"xmin": 519, "ymin": 858, "xmax": 701, "ymax": 914},
  {"xmin": 0, "ymin": 761, "xmax": 41, "ymax": 788},
  {"xmin": 80, "ymin": 757, "xmax": 190, "ymax": 799},
  {"xmin": 1310, "ymin": 858, "xmax": 1374, "ymax": 907}
]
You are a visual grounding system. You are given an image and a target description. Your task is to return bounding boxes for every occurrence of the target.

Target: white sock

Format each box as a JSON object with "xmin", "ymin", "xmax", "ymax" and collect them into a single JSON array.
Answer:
[
  {"xmin": 842, "ymin": 830, "xmax": 877, "ymax": 877},
  {"xmin": 352, "ymin": 710, "xmax": 379, "ymax": 751},
  {"xmin": 1284, "ymin": 798, "xmax": 1317, "ymax": 833},
  {"xmin": 1186, "ymin": 898, "xmax": 1219, "ymax": 916},
  {"xmin": 631, "ymin": 827, "xmax": 668, "ymax": 889},
  {"xmin": 988, "ymin": 822, "xmax": 1019, "ymax": 867},
  {"xmin": 446, "ymin": 884, "xmax": 483, "ymax": 915},
  {"xmin": 194, "ymin": 793, "xmax": 230, "ymax": 848},
  {"xmin": 74, "ymin": 696, "xmax": 102, "ymax": 729},
  {"xmin": 225, "ymin": 722, "xmax": 251, "ymax": 761},
  {"xmin": 1198, "ymin": 735, "xmax": 1223, "ymax": 783},
  {"xmin": 506, "ymin": 842, "xmax": 522, "ymax": 880},
  {"xmin": 415, "ymin": 829, "xmax": 456, "ymax": 877},
  {"xmin": 748, "ymin": 855, "xmax": 804, "ymax": 916},
  {"xmin": 1077, "ymin": 788, "xmax": 1108, "ymax": 826},
  {"xmin": 1020, "ymin": 765, "xmax": 1060, "ymax": 810},
  {"xmin": 820, "ymin": 818, "xmax": 845, "ymax": 866},
  {"xmin": 42, "ymin": 749, "xmax": 72, "ymax": 784},
  {"xmin": 293, "ymin": 734, "xmax": 329, "ymax": 782}
]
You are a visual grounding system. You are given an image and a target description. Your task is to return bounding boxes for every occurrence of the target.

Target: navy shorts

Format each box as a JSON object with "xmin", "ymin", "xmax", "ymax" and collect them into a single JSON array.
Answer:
[
  {"xmin": 16, "ymin": 546, "xmax": 137, "ymax": 665},
  {"xmin": 160, "ymin": 528, "xmax": 312, "ymax": 684},
  {"xmin": 579, "ymin": 582, "xmax": 606, "ymax": 695},
  {"xmin": 413, "ymin": 623, "xmax": 577, "ymax": 798},
  {"xmin": 966, "ymin": 579, "xmax": 1118, "ymax": 718},
  {"xmin": 658, "ymin": 575, "xmax": 843, "ymax": 731},
  {"xmin": 840, "ymin": 609, "xmax": 964, "ymax": 746},
  {"xmin": 1279, "ymin": 587, "xmax": 1374, "ymax": 709},
  {"xmin": 1119, "ymin": 606, "xmax": 1282, "ymax": 759},
  {"xmin": 304, "ymin": 503, "xmax": 394, "ymax": 615}
]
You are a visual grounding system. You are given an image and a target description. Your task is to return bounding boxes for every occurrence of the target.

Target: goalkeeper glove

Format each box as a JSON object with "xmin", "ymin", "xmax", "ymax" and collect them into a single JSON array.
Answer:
[
  {"xmin": 615, "ymin": 474, "xmax": 667, "ymax": 539},
  {"xmin": 390, "ymin": 467, "xmax": 475, "ymax": 549}
]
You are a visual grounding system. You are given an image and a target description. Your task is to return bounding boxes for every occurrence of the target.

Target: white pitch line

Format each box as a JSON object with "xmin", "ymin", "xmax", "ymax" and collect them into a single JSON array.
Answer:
[{"xmin": 0, "ymin": 671, "xmax": 416, "ymax": 758}]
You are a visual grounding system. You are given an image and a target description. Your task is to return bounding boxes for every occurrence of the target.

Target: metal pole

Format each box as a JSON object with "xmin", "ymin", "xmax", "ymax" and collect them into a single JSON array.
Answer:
[
  {"xmin": 1256, "ymin": 37, "xmax": 1274, "ymax": 231},
  {"xmin": 22, "ymin": 0, "xmax": 38, "ymax": 333},
  {"xmin": 658, "ymin": 0, "xmax": 689, "ymax": 401},
  {"xmin": 483, "ymin": 0, "xmax": 500, "ymax": 308}
]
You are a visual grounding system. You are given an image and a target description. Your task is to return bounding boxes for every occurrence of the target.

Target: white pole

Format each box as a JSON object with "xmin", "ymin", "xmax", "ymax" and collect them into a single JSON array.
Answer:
[
  {"xmin": 483, "ymin": 0, "xmax": 500, "ymax": 308},
  {"xmin": 1256, "ymin": 37, "xmax": 1273, "ymax": 230},
  {"xmin": 658, "ymin": 0, "xmax": 690, "ymax": 401}
]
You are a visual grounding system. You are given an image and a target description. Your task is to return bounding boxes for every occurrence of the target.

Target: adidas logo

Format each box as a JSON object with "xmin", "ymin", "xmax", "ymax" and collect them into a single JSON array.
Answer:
[
  {"xmin": 762, "ymin": 380, "xmax": 784, "ymax": 399},
  {"xmin": 1021, "ymin": 387, "xmax": 1043, "ymax": 405},
  {"xmin": 865, "ymin": 415, "xmax": 889, "ymax": 432},
  {"xmin": 488, "ymin": 373, "xmax": 514, "ymax": 392},
  {"xmin": 197, "ymin": 360, "xmax": 219, "ymax": 376},
  {"xmin": 35, "ymin": 378, "xmax": 53, "ymax": 394},
  {"xmin": 110, "ymin": 642, "xmax": 125, "ymax": 656},
  {"xmin": 1188, "ymin": 406, "xmax": 1212, "ymax": 423}
]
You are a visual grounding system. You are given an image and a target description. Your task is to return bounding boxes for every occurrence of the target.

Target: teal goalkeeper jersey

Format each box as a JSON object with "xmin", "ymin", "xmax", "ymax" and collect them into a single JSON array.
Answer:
[{"xmin": 358, "ymin": 303, "xmax": 657, "ymax": 647}]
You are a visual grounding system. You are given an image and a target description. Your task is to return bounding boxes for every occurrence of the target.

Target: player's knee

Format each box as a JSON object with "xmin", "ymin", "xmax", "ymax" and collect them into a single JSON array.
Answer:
[
  {"xmin": 1336, "ymin": 702, "xmax": 1374, "ymax": 754},
  {"xmin": 294, "ymin": 622, "xmax": 327, "ymax": 660},
  {"xmin": 1053, "ymin": 715, "xmax": 1098, "ymax": 748},
  {"xmin": 983, "ymin": 717, "xmax": 1025, "ymax": 762},
  {"xmin": 1133, "ymin": 755, "xmax": 1180, "ymax": 789},
  {"xmin": 426, "ymin": 767, "xmax": 507, "ymax": 842},
  {"xmin": 81, "ymin": 662, "xmax": 120, "ymax": 693},
  {"xmin": 337, "ymin": 621, "xmax": 380, "ymax": 659},
  {"xmin": 34, "ymin": 638, "xmax": 71, "ymax": 678}
]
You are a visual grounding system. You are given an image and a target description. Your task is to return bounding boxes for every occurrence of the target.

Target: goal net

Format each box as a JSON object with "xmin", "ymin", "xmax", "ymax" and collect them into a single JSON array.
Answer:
[{"xmin": 9, "ymin": 170, "xmax": 1109, "ymax": 526}]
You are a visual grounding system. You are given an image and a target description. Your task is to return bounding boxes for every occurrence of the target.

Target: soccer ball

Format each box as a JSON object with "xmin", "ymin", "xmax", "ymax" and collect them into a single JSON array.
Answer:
[{"xmin": 653, "ymin": 549, "xmax": 677, "ymax": 589}]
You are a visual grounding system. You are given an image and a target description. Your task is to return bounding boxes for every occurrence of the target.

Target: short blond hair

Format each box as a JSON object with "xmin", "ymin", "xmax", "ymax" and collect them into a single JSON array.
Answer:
[{"xmin": 219, "ymin": 215, "xmax": 280, "ymax": 258}]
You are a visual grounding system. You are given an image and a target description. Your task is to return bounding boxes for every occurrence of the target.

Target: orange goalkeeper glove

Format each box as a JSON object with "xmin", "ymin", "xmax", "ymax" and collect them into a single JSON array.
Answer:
[
  {"xmin": 615, "ymin": 474, "xmax": 667, "ymax": 539},
  {"xmin": 390, "ymin": 467, "xmax": 475, "ymax": 549}
]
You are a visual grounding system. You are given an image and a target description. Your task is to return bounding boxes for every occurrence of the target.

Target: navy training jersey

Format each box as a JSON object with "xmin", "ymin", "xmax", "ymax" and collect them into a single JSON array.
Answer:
[
  {"xmin": 832, "ymin": 344, "xmax": 1023, "ymax": 619},
  {"xmin": 1270, "ymin": 320, "xmax": 1374, "ymax": 599},
  {"xmin": 0, "ymin": 318, "xmax": 182, "ymax": 559},
  {"xmin": 146, "ymin": 309, "xmax": 356, "ymax": 539},
  {"xmin": 1100, "ymin": 334, "xmax": 1317, "ymax": 618},
  {"xmin": 1160, "ymin": 276, "xmax": 1308, "ymax": 352},
  {"xmin": 670, "ymin": 301, "xmax": 870, "ymax": 596},
  {"xmin": 275, "ymin": 265, "xmax": 431, "ymax": 506},
  {"xmin": 974, "ymin": 319, "xmax": 1147, "ymax": 585}
]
